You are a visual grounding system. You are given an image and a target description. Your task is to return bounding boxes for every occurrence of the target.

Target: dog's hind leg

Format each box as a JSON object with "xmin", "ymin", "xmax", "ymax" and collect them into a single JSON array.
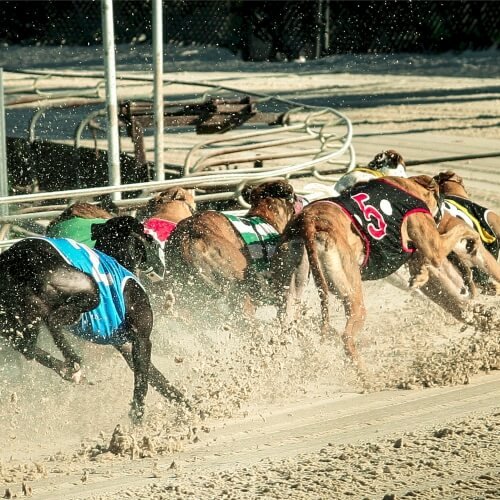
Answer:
[
  {"xmin": 121, "ymin": 279, "xmax": 190, "ymax": 421},
  {"xmin": 328, "ymin": 258, "xmax": 366, "ymax": 368},
  {"xmin": 44, "ymin": 326, "xmax": 84, "ymax": 382},
  {"xmin": 313, "ymin": 233, "xmax": 366, "ymax": 368},
  {"xmin": 115, "ymin": 345, "xmax": 190, "ymax": 410},
  {"xmin": 272, "ymin": 237, "xmax": 307, "ymax": 333},
  {"xmin": 7, "ymin": 319, "xmax": 74, "ymax": 380},
  {"xmin": 30, "ymin": 346, "xmax": 72, "ymax": 379},
  {"xmin": 39, "ymin": 267, "xmax": 99, "ymax": 378}
]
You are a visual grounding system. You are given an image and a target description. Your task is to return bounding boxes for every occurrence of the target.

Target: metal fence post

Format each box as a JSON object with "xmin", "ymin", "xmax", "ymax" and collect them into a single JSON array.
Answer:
[
  {"xmin": 0, "ymin": 68, "xmax": 9, "ymax": 216},
  {"xmin": 102, "ymin": 0, "xmax": 121, "ymax": 201},
  {"xmin": 153, "ymin": 0, "xmax": 165, "ymax": 181}
]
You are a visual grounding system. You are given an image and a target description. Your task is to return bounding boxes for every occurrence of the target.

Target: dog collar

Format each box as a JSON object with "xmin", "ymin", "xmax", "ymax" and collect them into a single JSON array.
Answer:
[
  {"xmin": 353, "ymin": 167, "xmax": 385, "ymax": 177},
  {"xmin": 433, "ymin": 192, "xmax": 445, "ymax": 225}
]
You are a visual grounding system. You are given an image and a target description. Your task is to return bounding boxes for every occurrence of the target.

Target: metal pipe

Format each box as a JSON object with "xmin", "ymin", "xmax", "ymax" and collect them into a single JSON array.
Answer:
[
  {"xmin": 28, "ymin": 107, "xmax": 46, "ymax": 142},
  {"xmin": 190, "ymin": 134, "xmax": 318, "ymax": 172},
  {"xmin": 101, "ymin": 0, "xmax": 121, "ymax": 201},
  {"xmin": 0, "ymin": 146, "xmax": 348, "ymax": 206},
  {"xmin": 192, "ymin": 149, "xmax": 324, "ymax": 172},
  {"xmin": 184, "ymin": 123, "xmax": 306, "ymax": 174},
  {"xmin": 74, "ymin": 108, "xmax": 107, "ymax": 148},
  {"xmin": 0, "ymin": 69, "xmax": 8, "ymax": 216},
  {"xmin": 153, "ymin": 0, "xmax": 165, "ymax": 181},
  {"xmin": 0, "ymin": 239, "xmax": 20, "ymax": 248}
]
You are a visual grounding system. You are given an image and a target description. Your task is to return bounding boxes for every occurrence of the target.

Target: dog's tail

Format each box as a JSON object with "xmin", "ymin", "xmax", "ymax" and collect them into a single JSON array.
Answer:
[{"xmin": 302, "ymin": 217, "xmax": 331, "ymax": 337}]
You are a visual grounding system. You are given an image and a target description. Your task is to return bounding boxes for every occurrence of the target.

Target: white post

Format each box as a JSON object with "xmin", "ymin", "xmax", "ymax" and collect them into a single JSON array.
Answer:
[
  {"xmin": 102, "ymin": 0, "xmax": 121, "ymax": 201},
  {"xmin": 0, "ymin": 69, "xmax": 8, "ymax": 216},
  {"xmin": 153, "ymin": 0, "xmax": 165, "ymax": 181}
]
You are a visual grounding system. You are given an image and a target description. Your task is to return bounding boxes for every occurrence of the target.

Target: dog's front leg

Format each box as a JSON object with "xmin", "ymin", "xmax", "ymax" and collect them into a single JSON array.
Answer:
[
  {"xmin": 116, "ymin": 333, "xmax": 151, "ymax": 423},
  {"xmin": 148, "ymin": 363, "xmax": 191, "ymax": 410},
  {"xmin": 121, "ymin": 280, "xmax": 154, "ymax": 422},
  {"xmin": 407, "ymin": 251, "xmax": 431, "ymax": 289},
  {"xmin": 411, "ymin": 218, "xmax": 480, "ymax": 267},
  {"xmin": 131, "ymin": 334, "xmax": 151, "ymax": 423},
  {"xmin": 117, "ymin": 343, "xmax": 191, "ymax": 411}
]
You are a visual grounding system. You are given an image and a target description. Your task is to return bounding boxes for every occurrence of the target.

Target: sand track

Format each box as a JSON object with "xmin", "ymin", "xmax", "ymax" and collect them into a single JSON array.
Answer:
[
  {"xmin": 1, "ymin": 46, "xmax": 499, "ymax": 498},
  {"xmin": 3, "ymin": 373, "xmax": 497, "ymax": 499}
]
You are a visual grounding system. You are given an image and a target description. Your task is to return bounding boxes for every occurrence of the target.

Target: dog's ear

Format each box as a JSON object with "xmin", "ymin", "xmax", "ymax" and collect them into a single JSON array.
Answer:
[
  {"xmin": 433, "ymin": 170, "xmax": 464, "ymax": 186},
  {"xmin": 166, "ymin": 187, "xmax": 188, "ymax": 202},
  {"xmin": 385, "ymin": 149, "xmax": 406, "ymax": 167},
  {"xmin": 249, "ymin": 180, "xmax": 295, "ymax": 205},
  {"xmin": 156, "ymin": 187, "xmax": 182, "ymax": 203},
  {"xmin": 410, "ymin": 175, "xmax": 439, "ymax": 195}
]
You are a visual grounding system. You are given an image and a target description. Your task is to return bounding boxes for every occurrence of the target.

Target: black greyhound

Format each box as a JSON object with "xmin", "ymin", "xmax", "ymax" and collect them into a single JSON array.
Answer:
[{"xmin": 0, "ymin": 216, "xmax": 187, "ymax": 422}]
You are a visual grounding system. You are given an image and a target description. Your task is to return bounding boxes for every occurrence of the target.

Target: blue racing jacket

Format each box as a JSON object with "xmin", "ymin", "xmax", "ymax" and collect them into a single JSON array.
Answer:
[{"xmin": 43, "ymin": 237, "xmax": 142, "ymax": 345}]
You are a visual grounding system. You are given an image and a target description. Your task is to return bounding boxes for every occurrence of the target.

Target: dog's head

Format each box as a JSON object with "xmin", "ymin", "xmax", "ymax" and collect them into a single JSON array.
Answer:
[
  {"xmin": 145, "ymin": 187, "xmax": 196, "ymax": 217},
  {"xmin": 92, "ymin": 216, "xmax": 162, "ymax": 274},
  {"xmin": 408, "ymin": 175, "xmax": 443, "ymax": 221},
  {"xmin": 248, "ymin": 180, "xmax": 295, "ymax": 206},
  {"xmin": 368, "ymin": 150, "xmax": 407, "ymax": 178},
  {"xmin": 246, "ymin": 180, "xmax": 298, "ymax": 231},
  {"xmin": 433, "ymin": 171, "xmax": 467, "ymax": 196}
]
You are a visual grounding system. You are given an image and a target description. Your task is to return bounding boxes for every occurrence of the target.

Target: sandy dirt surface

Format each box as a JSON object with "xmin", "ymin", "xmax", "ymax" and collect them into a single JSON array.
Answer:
[{"xmin": 0, "ymin": 46, "xmax": 499, "ymax": 498}]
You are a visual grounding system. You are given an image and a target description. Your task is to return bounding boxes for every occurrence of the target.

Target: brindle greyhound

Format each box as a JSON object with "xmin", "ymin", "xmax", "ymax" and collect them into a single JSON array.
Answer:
[
  {"xmin": 0, "ymin": 216, "xmax": 188, "ymax": 422},
  {"xmin": 273, "ymin": 176, "xmax": 480, "ymax": 369},
  {"xmin": 139, "ymin": 187, "xmax": 197, "ymax": 307},
  {"xmin": 164, "ymin": 180, "xmax": 298, "ymax": 315}
]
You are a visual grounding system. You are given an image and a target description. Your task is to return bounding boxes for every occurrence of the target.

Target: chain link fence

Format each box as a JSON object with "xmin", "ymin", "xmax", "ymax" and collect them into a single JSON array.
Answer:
[{"xmin": 1, "ymin": 1, "xmax": 499, "ymax": 59}]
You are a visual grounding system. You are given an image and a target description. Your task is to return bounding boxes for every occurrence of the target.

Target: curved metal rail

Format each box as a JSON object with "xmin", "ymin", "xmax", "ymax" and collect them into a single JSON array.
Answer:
[{"xmin": 2, "ymin": 69, "xmax": 355, "ymax": 248}]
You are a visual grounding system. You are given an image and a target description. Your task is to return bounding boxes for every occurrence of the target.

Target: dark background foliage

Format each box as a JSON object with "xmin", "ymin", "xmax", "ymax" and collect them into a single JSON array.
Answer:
[{"xmin": 1, "ymin": 1, "xmax": 499, "ymax": 61}]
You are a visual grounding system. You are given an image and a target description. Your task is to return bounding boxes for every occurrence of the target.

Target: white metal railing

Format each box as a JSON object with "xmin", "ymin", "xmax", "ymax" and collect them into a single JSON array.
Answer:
[{"xmin": 2, "ymin": 70, "xmax": 354, "ymax": 250}]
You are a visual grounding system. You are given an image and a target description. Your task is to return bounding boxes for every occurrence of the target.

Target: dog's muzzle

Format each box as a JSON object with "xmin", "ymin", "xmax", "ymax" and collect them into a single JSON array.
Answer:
[
  {"xmin": 433, "ymin": 192, "xmax": 446, "ymax": 225},
  {"xmin": 141, "ymin": 237, "xmax": 166, "ymax": 282}
]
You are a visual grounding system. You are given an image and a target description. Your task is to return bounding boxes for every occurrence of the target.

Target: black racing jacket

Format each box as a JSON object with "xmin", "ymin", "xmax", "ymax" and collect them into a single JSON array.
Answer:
[
  {"xmin": 444, "ymin": 195, "xmax": 499, "ymax": 259},
  {"xmin": 327, "ymin": 179, "xmax": 432, "ymax": 280}
]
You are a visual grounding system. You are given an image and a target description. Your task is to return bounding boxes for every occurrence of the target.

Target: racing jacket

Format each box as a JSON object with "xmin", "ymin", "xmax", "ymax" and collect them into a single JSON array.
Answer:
[
  {"xmin": 326, "ymin": 179, "xmax": 432, "ymax": 280},
  {"xmin": 443, "ymin": 195, "xmax": 498, "ymax": 258},
  {"xmin": 43, "ymin": 237, "xmax": 143, "ymax": 345}
]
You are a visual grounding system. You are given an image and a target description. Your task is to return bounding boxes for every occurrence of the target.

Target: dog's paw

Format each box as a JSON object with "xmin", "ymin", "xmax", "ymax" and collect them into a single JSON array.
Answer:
[
  {"xmin": 129, "ymin": 401, "xmax": 145, "ymax": 424},
  {"xmin": 71, "ymin": 366, "xmax": 83, "ymax": 384},
  {"xmin": 409, "ymin": 268, "xmax": 430, "ymax": 289},
  {"xmin": 164, "ymin": 290, "xmax": 176, "ymax": 312},
  {"xmin": 60, "ymin": 362, "xmax": 82, "ymax": 383}
]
